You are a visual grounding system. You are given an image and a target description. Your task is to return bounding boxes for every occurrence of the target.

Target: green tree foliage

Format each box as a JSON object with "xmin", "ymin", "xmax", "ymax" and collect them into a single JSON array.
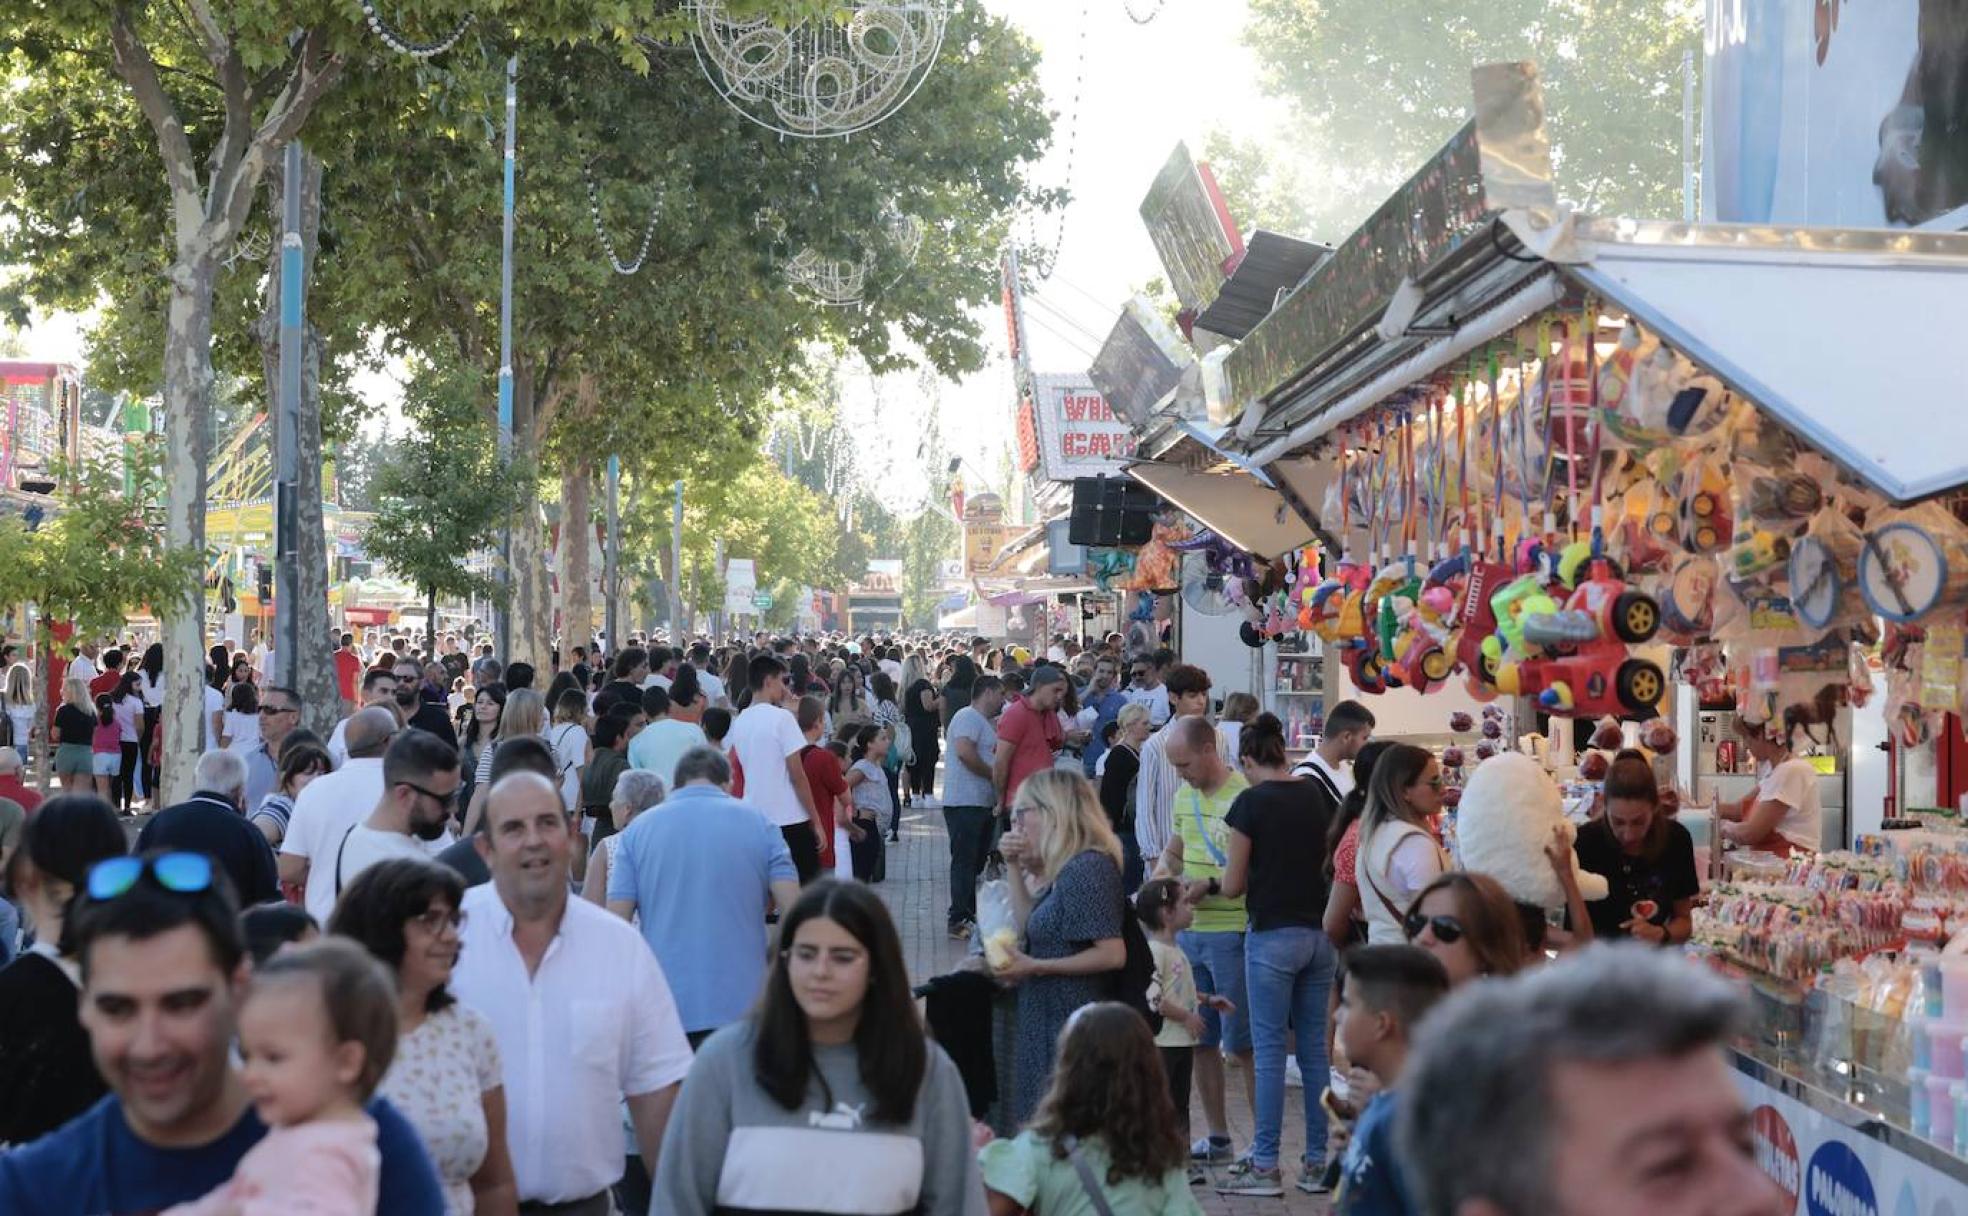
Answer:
[
  {"xmin": 359, "ymin": 361, "xmax": 513, "ymax": 654},
  {"xmin": 1242, "ymin": 0, "xmax": 1700, "ymax": 230}
]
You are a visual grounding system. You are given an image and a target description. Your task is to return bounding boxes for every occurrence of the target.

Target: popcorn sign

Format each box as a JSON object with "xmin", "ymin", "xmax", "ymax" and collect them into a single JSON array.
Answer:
[{"xmin": 1032, "ymin": 373, "xmax": 1137, "ymax": 482}]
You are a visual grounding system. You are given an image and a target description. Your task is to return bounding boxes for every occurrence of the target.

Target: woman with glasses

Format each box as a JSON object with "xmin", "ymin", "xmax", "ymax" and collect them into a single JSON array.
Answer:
[
  {"xmin": 331, "ymin": 859, "xmax": 519, "ymax": 1216},
  {"xmin": 1400, "ymin": 871, "xmax": 1528, "ymax": 987},
  {"xmin": 1354, "ymin": 744, "xmax": 1448, "ymax": 946},
  {"xmin": 0, "ymin": 795, "xmax": 127, "ymax": 1145},
  {"xmin": 653, "ymin": 878, "xmax": 980, "ymax": 1216},
  {"xmin": 994, "ymin": 768, "xmax": 1128, "ymax": 1128}
]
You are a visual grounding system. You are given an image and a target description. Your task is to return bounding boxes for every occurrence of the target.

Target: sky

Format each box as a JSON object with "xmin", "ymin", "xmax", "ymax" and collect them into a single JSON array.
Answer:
[{"xmin": 8, "ymin": 1, "xmax": 1286, "ymax": 510}]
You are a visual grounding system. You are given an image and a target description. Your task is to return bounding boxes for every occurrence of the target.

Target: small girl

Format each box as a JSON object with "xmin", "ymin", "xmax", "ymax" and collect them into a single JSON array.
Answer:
[
  {"xmin": 167, "ymin": 939, "xmax": 397, "ymax": 1216},
  {"xmin": 844, "ymin": 725, "xmax": 892, "ymax": 884},
  {"xmin": 90, "ymin": 696, "xmax": 122, "ymax": 804},
  {"xmin": 979, "ymin": 1002, "xmax": 1202, "ymax": 1215},
  {"xmin": 222, "ymin": 681, "xmax": 262, "ymax": 753},
  {"xmin": 1135, "ymin": 878, "xmax": 1235, "ymax": 1183}
]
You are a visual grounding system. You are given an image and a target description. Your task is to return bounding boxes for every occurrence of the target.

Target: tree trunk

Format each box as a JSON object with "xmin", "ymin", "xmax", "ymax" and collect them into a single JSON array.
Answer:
[
  {"xmin": 560, "ymin": 458, "xmax": 594, "ymax": 653},
  {"xmin": 257, "ymin": 149, "xmax": 338, "ymax": 739},
  {"xmin": 507, "ymin": 374, "xmax": 552, "ymax": 670},
  {"xmin": 158, "ymin": 255, "xmax": 221, "ymax": 806}
]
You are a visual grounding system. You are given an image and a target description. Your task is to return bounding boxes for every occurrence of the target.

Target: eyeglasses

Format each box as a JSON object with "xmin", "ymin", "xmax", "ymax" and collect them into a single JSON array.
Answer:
[
  {"xmin": 399, "ymin": 780, "xmax": 461, "ymax": 808},
  {"xmin": 1403, "ymin": 911, "xmax": 1465, "ymax": 945},
  {"xmin": 86, "ymin": 853, "xmax": 215, "ymax": 902},
  {"xmin": 407, "ymin": 907, "xmax": 466, "ymax": 934},
  {"xmin": 258, "ymin": 704, "xmax": 297, "ymax": 716}
]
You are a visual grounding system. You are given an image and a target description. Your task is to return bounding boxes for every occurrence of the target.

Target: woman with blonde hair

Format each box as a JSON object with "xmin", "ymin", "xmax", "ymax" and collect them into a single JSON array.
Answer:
[
  {"xmin": 996, "ymin": 767, "xmax": 1127, "ymax": 1126},
  {"xmin": 3, "ymin": 658, "xmax": 34, "ymax": 758},
  {"xmin": 1355, "ymin": 742, "xmax": 1449, "ymax": 945},
  {"xmin": 50, "ymin": 677, "xmax": 99, "ymax": 791},
  {"xmin": 461, "ymin": 688, "xmax": 547, "ymax": 834}
]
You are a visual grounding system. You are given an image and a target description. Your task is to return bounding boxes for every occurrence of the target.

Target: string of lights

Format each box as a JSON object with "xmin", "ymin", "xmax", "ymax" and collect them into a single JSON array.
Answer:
[
  {"xmin": 580, "ymin": 159, "xmax": 664, "ymax": 276},
  {"xmin": 356, "ymin": 0, "xmax": 476, "ymax": 59}
]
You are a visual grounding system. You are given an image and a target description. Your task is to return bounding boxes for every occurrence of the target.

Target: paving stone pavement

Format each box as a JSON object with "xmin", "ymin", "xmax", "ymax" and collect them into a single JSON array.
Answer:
[{"xmin": 880, "ymin": 789, "xmax": 1336, "ymax": 1216}]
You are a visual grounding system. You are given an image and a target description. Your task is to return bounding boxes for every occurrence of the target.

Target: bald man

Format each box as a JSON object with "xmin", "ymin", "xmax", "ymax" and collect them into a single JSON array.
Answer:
[
  {"xmin": 451, "ymin": 772, "xmax": 693, "ymax": 1214},
  {"xmin": 280, "ymin": 707, "xmax": 404, "ymax": 923}
]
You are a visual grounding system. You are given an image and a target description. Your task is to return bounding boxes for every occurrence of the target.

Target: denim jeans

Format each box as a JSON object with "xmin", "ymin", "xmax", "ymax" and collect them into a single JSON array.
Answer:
[
  {"xmin": 1177, "ymin": 930, "xmax": 1250, "ymax": 1052},
  {"xmin": 944, "ymin": 806, "xmax": 996, "ymax": 926},
  {"xmin": 1245, "ymin": 925, "xmax": 1337, "ymax": 1171}
]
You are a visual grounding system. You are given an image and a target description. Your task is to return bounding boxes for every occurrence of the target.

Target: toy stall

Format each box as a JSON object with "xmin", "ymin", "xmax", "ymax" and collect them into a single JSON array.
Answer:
[{"xmin": 1136, "ymin": 63, "xmax": 1968, "ymax": 1205}]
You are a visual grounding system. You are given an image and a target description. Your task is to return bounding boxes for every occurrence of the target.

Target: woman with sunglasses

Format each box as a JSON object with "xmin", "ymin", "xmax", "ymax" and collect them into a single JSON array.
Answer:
[
  {"xmin": 331, "ymin": 859, "xmax": 519, "ymax": 1216},
  {"xmin": 654, "ymin": 879, "xmax": 981, "ymax": 1216},
  {"xmin": 0, "ymin": 795, "xmax": 127, "ymax": 1144},
  {"xmin": 1400, "ymin": 871, "xmax": 1528, "ymax": 987},
  {"xmin": 1354, "ymin": 744, "xmax": 1448, "ymax": 945}
]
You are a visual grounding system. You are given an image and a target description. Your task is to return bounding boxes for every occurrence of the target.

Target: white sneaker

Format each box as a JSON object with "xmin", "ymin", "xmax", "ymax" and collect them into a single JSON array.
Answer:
[{"xmin": 1285, "ymin": 1058, "xmax": 1304, "ymax": 1089}]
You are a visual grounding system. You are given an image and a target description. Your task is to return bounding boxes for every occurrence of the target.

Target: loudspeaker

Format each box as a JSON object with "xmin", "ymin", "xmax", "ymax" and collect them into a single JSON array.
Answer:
[{"xmin": 1068, "ymin": 477, "xmax": 1158, "ymax": 547}]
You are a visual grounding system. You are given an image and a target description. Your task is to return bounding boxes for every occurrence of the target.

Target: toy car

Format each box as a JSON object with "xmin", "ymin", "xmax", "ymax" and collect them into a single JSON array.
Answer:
[
  {"xmin": 1453, "ymin": 559, "xmax": 1513, "ymax": 689},
  {"xmin": 1495, "ymin": 643, "xmax": 1667, "ymax": 719}
]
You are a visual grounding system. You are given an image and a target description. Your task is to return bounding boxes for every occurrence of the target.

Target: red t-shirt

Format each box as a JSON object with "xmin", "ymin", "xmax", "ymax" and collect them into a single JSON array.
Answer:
[
  {"xmin": 800, "ymin": 744, "xmax": 848, "ymax": 869},
  {"xmin": 995, "ymin": 695, "xmax": 1063, "ymax": 807},
  {"xmin": 87, "ymin": 671, "xmax": 120, "ymax": 700},
  {"xmin": 333, "ymin": 649, "xmax": 362, "ymax": 701}
]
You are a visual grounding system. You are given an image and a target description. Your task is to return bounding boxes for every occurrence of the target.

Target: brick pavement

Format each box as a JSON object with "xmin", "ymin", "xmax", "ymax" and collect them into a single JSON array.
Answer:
[{"xmin": 881, "ymin": 791, "xmax": 1336, "ymax": 1216}]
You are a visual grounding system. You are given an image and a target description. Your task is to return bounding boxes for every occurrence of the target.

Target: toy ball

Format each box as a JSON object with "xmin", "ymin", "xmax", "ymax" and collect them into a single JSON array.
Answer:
[
  {"xmin": 1482, "ymin": 704, "xmax": 1506, "ymax": 721},
  {"xmin": 1420, "ymin": 586, "xmax": 1456, "ymax": 616},
  {"xmin": 1441, "ymin": 746, "xmax": 1465, "ymax": 769},
  {"xmin": 1441, "ymin": 786, "xmax": 1463, "ymax": 809},
  {"xmin": 1448, "ymin": 711, "xmax": 1475, "ymax": 733},
  {"xmin": 1591, "ymin": 719, "xmax": 1624, "ymax": 750},
  {"xmin": 1481, "ymin": 718, "xmax": 1503, "ymax": 740},
  {"xmin": 1640, "ymin": 720, "xmax": 1679, "ymax": 753},
  {"xmin": 1579, "ymin": 751, "xmax": 1611, "ymax": 781},
  {"xmin": 1475, "ymin": 740, "xmax": 1498, "ymax": 760}
]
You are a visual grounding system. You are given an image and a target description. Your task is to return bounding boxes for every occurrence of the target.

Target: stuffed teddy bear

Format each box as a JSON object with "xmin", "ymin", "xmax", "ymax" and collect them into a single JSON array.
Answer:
[{"xmin": 1454, "ymin": 752, "xmax": 1607, "ymax": 910}]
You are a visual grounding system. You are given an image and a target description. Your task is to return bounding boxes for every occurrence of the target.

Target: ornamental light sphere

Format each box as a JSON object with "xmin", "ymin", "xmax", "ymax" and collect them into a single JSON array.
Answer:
[{"xmin": 689, "ymin": 0, "xmax": 950, "ymax": 139}]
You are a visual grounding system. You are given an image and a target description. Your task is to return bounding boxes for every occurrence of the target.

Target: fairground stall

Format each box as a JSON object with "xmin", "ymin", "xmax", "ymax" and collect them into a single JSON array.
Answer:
[{"xmin": 1140, "ymin": 61, "xmax": 1968, "ymax": 1206}]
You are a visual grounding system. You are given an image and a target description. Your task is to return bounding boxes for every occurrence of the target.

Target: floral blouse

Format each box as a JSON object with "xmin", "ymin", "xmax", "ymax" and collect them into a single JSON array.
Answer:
[{"xmin": 377, "ymin": 1004, "xmax": 501, "ymax": 1215}]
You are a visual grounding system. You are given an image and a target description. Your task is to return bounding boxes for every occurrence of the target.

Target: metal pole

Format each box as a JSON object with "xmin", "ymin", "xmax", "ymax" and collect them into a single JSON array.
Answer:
[
  {"xmin": 604, "ymin": 454, "xmax": 620, "ymax": 653},
  {"xmin": 670, "ymin": 480, "xmax": 685, "ymax": 640},
  {"xmin": 1682, "ymin": 47, "xmax": 1697, "ymax": 224},
  {"xmin": 273, "ymin": 140, "xmax": 304, "ymax": 688},
  {"xmin": 495, "ymin": 54, "xmax": 518, "ymax": 663}
]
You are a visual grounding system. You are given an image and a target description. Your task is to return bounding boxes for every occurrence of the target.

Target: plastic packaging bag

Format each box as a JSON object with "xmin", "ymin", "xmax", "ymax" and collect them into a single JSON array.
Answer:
[{"xmin": 976, "ymin": 860, "xmax": 1019, "ymax": 974}]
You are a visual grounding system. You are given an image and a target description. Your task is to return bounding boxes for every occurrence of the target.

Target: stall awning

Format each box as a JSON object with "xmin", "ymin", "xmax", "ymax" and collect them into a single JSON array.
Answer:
[
  {"xmin": 1125, "ymin": 452, "xmax": 1328, "ymax": 560},
  {"xmin": 1569, "ymin": 223, "xmax": 1968, "ymax": 502}
]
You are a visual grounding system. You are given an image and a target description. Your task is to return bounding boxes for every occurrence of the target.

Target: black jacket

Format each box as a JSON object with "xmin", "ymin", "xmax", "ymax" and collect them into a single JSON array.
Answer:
[{"xmin": 135, "ymin": 791, "xmax": 281, "ymax": 906}]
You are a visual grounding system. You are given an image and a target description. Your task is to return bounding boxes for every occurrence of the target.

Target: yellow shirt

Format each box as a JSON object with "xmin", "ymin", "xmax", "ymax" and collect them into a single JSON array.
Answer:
[{"xmin": 1174, "ymin": 772, "xmax": 1249, "ymax": 934}]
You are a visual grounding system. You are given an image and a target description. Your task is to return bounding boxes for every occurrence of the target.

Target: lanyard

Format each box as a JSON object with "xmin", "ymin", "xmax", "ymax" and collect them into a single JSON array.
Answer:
[{"xmin": 1189, "ymin": 789, "xmax": 1228, "ymax": 867}]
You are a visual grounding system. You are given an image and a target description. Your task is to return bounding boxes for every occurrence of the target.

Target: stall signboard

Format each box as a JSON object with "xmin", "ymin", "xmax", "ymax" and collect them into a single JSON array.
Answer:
[
  {"xmin": 1704, "ymin": 0, "xmax": 1967, "ymax": 230},
  {"xmin": 1221, "ymin": 61, "xmax": 1554, "ymax": 417},
  {"xmin": 965, "ymin": 523, "xmax": 1011, "ymax": 575},
  {"xmin": 723, "ymin": 558, "xmax": 757, "ymax": 618},
  {"xmin": 1140, "ymin": 142, "xmax": 1243, "ymax": 318},
  {"xmin": 1734, "ymin": 1061, "xmax": 1965, "ymax": 1215},
  {"xmin": 1090, "ymin": 295, "xmax": 1192, "ymax": 428},
  {"xmin": 1031, "ymin": 374, "xmax": 1136, "ymax": 482}
]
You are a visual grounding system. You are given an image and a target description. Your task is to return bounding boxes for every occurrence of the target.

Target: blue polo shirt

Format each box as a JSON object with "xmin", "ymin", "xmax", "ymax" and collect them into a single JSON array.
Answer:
[
  {"xmin": 0, "ymin": 1092, "xmax": 444, "ymax": 1214},
  {"xmin": 1081, "ymin": 688, "xmax": 1131, "ymax": 777},
  {"xmin": 607, "ymin": 783, "xmax": 798, "ymax": 1033}
]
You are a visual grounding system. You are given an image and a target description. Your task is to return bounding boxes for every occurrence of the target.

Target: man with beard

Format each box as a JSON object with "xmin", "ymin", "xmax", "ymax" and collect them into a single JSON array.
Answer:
[
  {"xmin": 135, "ymin": 750, "xmax": 280, "ymax": 906},
  {"xmin": 395, "ymin": 658, "xmax": 459, "ymax": 749},
  {"xmin": 0, "ymin": 851, "xmax": 443, "ymax": 1213},
  {"xmin": 326, "ymin": 729, "xmax": 461, "ymax": 899}
]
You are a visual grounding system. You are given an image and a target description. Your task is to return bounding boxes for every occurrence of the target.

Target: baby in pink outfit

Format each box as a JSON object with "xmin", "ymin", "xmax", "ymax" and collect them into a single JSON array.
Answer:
[{"xmin": 168, "ymin": 939, "xmax": 397, "ymax": 1216}]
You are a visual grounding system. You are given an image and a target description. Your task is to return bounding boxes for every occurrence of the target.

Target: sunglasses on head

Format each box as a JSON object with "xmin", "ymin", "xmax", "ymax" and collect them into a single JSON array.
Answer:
[
  {"xmin": 1403, "ymin": 911, "xmax": 1465, "ymax": 945},
  {"xmin": 86, "ymin": 852, "xmax": 215, "ymax": 902}
]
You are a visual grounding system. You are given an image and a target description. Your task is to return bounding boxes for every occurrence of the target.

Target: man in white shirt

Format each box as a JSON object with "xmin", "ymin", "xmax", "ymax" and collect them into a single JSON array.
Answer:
[
  {"xmin": 327, "ymin": 728, "xmax": 461, "ymax": 901},
  {"xmin": 687, "ymin": 642, "xmax": 725, "ymax": 707},
  {"xmin": 67, "ymin": 642, "xmax": 100, "ymax": 685},
  {"xmin": 452, "ymin": 772, "xmax": 693, "ymax": 1215},
  {"xmin": 1125, "ymin": 653, "xmax": 1172, "ymax": 727},
  {"xmin": 328, "ymin": 667, "xmax": 402, "ymax": 768},
  {"xmin": 1290, "ymin": 699, "xmax": 1375, "ymax": 804},
  {"xmin": 279, "ymin": 707, "xmax": 398, "ymax": 924},
  {"xmin": 725, "ymin": 654, "xmax": 824, "ymax": 884}
]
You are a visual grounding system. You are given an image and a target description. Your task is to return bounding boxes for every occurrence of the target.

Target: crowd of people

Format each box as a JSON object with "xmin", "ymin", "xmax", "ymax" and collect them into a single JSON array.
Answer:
[{"xmin": 0, "ymin": 624, "xmax": 1790, "ymax": 1216}]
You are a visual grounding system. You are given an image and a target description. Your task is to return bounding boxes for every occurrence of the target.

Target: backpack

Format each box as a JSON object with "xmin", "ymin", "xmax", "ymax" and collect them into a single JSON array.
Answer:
[{"xmin": 1109, "ymin": 895, "xmax": 1163, "ymax": 1035}]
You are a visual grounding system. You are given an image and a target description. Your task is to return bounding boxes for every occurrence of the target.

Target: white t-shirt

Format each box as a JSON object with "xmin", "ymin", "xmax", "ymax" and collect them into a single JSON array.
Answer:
[
  {"xmin": 546, "ymin": 721, "xmax": 587, "ymax": 812},
  {"xmin": 223, "ymin": 709, "xmax": 261, "ymax": 752},
  {"xmin": 1126, "ymin": 683, "xmax": 1171, "ymax": 727},
  {"xmin": 1758, "ymin": 757, "xmax": 1823, "ymax": 853},
  {"xmin": 694, "ymin": 667, "xmax": 726, "ymax": 706},
  {"xmin": 202, "ymin": 685, "xmax": 224, "ymax": 750},
  {"xmin": 329, "ymin": 825, "xmax": 433, "ymax": 897},
  {"xmin": 68, "ymin": 654, "xmax": 98, "ymax": 684},
  {"xmin": 728, "ymin": 703, "xmax": 809, "ymax": 828},
  {"xmin": 281, "ymin": 758, "xmax": 388, "ymax": 924},
  {"xmin": 1293, "ymin": 750, "xmax": 1355, "ymax": 802},
  {"xmin": 627, "ymin": 718, "xmax": 707, "ymax": 789}
]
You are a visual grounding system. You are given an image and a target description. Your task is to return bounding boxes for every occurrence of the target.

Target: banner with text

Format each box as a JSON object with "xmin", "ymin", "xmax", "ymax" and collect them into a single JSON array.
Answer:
[{"xmin": 1032, "ymin": 373, "xmax": 1137, "ymax": 483}]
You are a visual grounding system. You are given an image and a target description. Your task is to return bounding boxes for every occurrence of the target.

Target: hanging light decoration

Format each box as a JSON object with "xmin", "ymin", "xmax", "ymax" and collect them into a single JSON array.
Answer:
[
  {"xmin": 687, "ymin": 0, "xmax": 950, "ymax": 139},
  {"xmin": 356, "ymin": 0, "xmax": 476, "ymax": 58},
  {"xmin": 779, "ymin": 211, "xmax": 925, "ymax": 308}
]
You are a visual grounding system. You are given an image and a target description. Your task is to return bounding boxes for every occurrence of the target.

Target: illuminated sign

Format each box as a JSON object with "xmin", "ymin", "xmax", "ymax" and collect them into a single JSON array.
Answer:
[{"xmin": 1031, "ymin": 374, "xmax": 1136, "ymax": 482}]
